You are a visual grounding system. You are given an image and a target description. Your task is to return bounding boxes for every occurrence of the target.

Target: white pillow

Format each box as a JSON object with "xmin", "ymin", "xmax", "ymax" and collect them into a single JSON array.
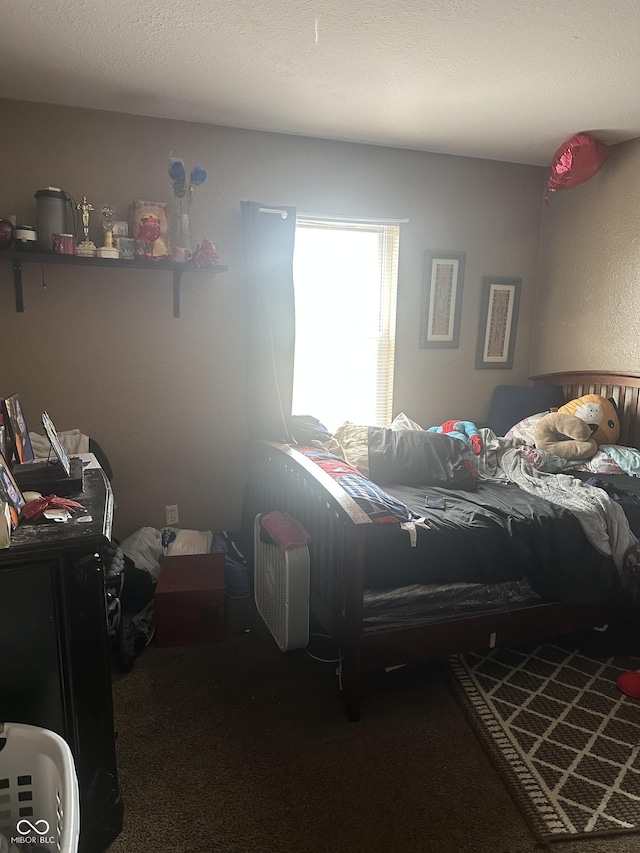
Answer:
[
  {"xmin": 505, "ymin": 412, "xmax": 548, "ymax": 445},
  {"xmin": 390, "ymin": 412, "xmax": 424, "ymax": 431}
]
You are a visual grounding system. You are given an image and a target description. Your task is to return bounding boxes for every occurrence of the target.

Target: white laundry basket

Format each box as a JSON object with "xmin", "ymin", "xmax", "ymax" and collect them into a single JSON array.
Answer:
[{"xmin": 0, "ymin": 722, "xmax": 80, "ymax": 853}]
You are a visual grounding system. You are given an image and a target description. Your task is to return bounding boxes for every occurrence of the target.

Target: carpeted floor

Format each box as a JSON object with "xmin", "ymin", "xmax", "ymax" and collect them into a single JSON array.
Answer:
[{"xmin": 106, "ymin": 600, "xmax": 640, "ymax": 853}]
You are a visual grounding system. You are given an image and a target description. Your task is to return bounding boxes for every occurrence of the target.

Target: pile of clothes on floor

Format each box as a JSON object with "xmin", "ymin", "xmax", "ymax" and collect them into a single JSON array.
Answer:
[{"xmin": 106, "ymin": 526, "xmax": 251, "ymax": 670}]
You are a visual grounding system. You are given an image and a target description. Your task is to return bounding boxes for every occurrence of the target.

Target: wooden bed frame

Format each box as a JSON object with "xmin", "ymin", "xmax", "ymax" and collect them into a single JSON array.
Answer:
[{"xmin": 244, "ymin": 371, "xmax": 640, "ymax": 720}]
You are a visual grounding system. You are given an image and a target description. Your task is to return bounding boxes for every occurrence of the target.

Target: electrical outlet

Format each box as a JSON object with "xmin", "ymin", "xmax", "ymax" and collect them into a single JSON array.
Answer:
[{"xmin": 165, "ymin": 504, "xmax": 179, "ymax": 526}]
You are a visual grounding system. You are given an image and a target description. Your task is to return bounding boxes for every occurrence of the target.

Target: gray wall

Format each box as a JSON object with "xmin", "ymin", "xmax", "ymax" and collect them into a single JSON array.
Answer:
[
  {"xmin": 0, "ymin": 98, "xmax": 545, "ymax": 537},
  {"xmin": 534, "ymin": 137, "xmax": 640, "ymax": 375}
]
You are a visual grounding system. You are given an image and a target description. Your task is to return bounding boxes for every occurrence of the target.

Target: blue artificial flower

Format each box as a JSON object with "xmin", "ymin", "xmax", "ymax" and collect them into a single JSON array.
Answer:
[
  {"xmin": 190, "ymin": 166, "xmax": 207, "ymax": 186},
  {"xmin": 168, "ymin": 158, "xmax": 186, "ymax": 184},
  {"xmin": 169, "ymin": 157, "xmax": 208, "ymax": 205}
]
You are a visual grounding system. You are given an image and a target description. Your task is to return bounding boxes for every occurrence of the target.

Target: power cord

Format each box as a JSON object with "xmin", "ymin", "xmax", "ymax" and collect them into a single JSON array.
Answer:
[{"xmin": 305, "ymin": 631, "xmax": 341, "ymax": 663}]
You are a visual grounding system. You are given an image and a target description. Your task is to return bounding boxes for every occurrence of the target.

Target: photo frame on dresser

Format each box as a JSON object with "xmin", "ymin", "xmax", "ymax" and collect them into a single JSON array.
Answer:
[
  {"xmin": 2, "ymin": 394, "xmax": 35, "ymax": 463},
  {"xmin": 419, "ymin": 250, "xmax": 466, "ymax": 348},
  {"xmin": 0, "ymin": 449, "xmax": 25, "ymax": 529},
  {"xmin": 475, "ymin": 276, "xmax": 521, "ymax": 369}
]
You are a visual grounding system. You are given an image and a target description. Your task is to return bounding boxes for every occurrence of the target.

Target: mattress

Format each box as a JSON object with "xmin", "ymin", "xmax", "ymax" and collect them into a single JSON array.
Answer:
[{"xmin": 363, "ymin": 479, "xmax": 618, "ymax": 605}]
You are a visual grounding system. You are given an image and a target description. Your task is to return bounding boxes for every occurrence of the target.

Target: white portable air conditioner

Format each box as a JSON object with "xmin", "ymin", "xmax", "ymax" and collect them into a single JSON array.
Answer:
[{"xmin": 253, "ymin": 514, "xmax": 310, "ymax": 651}]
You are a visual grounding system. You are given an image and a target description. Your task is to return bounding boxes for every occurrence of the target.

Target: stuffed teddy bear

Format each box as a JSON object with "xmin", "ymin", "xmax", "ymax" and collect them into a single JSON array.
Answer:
[
  {"xmin": 427, "ymin": 419, "xmax": 483, "ymax": 454},
  {"xmin": 557, "ymin": 393, "xmax": 620, "ymax": 445},
  {"xmin": 532, "ymin": 412, "xmax": 598, "ymax": 459}
]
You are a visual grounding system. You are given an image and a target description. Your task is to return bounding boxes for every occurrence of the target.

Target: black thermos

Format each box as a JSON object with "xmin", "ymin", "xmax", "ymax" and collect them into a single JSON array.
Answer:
[{"xmin": 34, "ymin": 187, "xmax": 70, "ymax": 252}]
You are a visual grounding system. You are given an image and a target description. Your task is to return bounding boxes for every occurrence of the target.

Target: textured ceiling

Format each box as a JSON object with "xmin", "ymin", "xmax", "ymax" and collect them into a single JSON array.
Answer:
[{"xmin": 2, "ymin": 0, "xmax": 640, "ymax": 166}]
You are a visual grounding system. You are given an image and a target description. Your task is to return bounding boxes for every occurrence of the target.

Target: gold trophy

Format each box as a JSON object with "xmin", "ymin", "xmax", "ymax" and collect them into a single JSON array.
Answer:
[
  {"xmin": 97, "ymin": 204, "xmax": 119, "ymax": 259},
  {"xmin": 76, "ymin": 196, "xmax": 97, "ymax": 257}
]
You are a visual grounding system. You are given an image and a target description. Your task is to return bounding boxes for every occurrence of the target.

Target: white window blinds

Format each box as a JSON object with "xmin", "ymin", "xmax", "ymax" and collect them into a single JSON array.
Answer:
[{"xmin": 292, "ymin": 217, "xmax": 400, "ymax": 431}]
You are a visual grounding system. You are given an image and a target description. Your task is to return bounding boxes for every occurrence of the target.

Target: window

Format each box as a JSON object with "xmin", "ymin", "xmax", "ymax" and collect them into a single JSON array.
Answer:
[{"xmin": 292, "ymin": 217, "xmax": 400, "ymax": 432}]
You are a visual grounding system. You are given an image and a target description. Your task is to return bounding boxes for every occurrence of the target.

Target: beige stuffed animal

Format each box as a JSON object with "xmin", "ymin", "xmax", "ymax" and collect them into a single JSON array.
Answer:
[
  {"xmin": 557, "ymin": 393, "xmax": 620, "ymax": 445},
  {"xmin": 533, "ymin": 412, "xmax": 598, "ymax": 459}
]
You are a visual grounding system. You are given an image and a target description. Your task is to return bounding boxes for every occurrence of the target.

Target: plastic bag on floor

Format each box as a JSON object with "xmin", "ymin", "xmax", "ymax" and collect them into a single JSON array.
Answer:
[
  {"xmin": 107, "ymin": 533, "xmax": 158, "ymax": 670},
  {"xmin": 118, "ymin": 599, "xmax": 155, "ymax": 671},
  {"xmin": 120, "ymin": 526, "xmax": 163, "ymax": 580},
  {"xmin": 113, "ymin": 555, "xmax": 156, "ymax": 670}
]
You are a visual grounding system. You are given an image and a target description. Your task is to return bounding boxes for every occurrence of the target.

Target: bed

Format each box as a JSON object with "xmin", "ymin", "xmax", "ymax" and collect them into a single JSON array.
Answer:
[{"xmin": 243, "ymin": 371, "xmax": 640, "ymax": 720}]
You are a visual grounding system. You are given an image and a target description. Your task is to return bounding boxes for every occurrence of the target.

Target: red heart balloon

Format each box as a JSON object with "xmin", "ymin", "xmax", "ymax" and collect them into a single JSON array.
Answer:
[{"xmin": 546, "ymin": 133, "xmax": 609, "ymax": 201}]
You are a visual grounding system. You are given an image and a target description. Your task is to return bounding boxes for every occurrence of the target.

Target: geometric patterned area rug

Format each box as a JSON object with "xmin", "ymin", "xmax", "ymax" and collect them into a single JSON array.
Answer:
[{"xmin": 449, "ymin": 643, "xmax": 640, "ymax": 844}]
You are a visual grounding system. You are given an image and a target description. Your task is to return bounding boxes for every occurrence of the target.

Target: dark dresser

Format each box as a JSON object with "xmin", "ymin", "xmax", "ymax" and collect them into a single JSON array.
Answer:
[{"xmin": 0, "ymin": 467, "xmax": 123, "ymax": 852}]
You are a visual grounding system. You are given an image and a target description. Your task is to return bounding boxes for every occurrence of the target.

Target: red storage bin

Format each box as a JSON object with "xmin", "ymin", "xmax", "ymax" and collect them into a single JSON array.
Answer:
[{"xmin": 155, "ymin": 554, "xmax": 226, "ymax": 646}]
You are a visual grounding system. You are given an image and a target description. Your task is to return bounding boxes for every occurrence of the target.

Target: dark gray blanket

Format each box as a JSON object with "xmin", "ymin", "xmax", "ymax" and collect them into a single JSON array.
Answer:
[{"xmin": 367, "ymin": 427, "xmax": 477, "ymax": 490}]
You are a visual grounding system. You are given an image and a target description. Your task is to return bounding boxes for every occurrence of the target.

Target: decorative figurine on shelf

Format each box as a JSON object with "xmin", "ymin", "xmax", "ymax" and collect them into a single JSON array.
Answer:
[
  {"xmin": 130, "ymin": 200, "xmax": 169, "ymax": 260},
  {"xmin": 193, "ymin": 239, "xmax": 221, "ymax": 268},
  {"xmin": 76, "ymin": 196, "xmax": 97, "ymax": 257},
  {"xmin": 134, "ymin": 214, "xmax": 169, "ymax": 260},
  {"xmin": 97, "ymin": 204, "xmax": 119, "ymax": 259}
]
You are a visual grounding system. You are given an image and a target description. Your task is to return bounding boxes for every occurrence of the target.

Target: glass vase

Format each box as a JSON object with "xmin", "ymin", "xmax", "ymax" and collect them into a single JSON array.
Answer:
[{"xmin": 171, "ymin": 198, "xmax": 191, "ymax": 251}]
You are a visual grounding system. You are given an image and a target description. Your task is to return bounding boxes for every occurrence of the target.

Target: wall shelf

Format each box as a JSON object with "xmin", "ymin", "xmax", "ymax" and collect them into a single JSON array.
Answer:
[{"xmin": 2, "ymin": 249, "xmax": 228, "ymax": 317}]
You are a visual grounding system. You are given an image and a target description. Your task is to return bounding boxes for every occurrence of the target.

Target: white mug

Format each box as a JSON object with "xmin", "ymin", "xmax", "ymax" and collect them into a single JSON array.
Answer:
[{"xmin": 170, "ymin": 247, "xmax": 192, "ymax": 263}]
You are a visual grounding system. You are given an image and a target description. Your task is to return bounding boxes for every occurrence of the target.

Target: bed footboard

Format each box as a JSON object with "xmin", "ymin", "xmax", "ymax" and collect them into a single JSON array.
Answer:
[{"xmin": 244, "ymin": 441, "xmax": 373, "ymax": 695}]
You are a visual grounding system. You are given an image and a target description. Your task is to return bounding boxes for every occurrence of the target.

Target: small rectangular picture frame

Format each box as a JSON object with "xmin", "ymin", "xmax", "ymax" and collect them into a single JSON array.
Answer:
[
  {"xmin": 419, "ymin": 250, "xmax": 466, "ymax": 348},
  {"xmin": 0, "ymin": 449, "xmax": 25, "ymax": 529},
  {"xmin": 3, "ymin": 394, "xmax": 35, "ymax": 463},
  {"xmin": 476, "ymin": 276, "xmax": 521, "ymax": 369}
]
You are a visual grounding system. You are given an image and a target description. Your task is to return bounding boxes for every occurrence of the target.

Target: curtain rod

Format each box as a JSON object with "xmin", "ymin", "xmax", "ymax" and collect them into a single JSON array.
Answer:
[
  {"xmin": 257, "ymin": 207, "xmax": 410, "ymax": 225},
  {"xmin": 297, "ymin": 213, "xmax": 409, "ymax": 224},
  {"xmin": 258, "ymin": 207, "xmax": 289, "ymax": 218}
]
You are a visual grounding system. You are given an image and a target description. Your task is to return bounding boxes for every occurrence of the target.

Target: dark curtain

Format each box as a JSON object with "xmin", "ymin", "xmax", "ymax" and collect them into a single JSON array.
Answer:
[{"xmin": 241, "ymin": 200, "xmax": 297, "ymax": 441}]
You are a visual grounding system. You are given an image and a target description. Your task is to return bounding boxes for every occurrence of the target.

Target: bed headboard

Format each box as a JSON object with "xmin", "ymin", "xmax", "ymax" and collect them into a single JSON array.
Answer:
[{"xmin": 530, "ymin": 371, "xmax": 640, "ymax": 449}]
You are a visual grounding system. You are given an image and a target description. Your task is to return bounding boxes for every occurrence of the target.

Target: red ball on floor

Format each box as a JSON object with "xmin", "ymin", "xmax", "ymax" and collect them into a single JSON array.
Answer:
[{"xmin": 617, "ymin": 670, "xmax": 640, "ymax": 698}]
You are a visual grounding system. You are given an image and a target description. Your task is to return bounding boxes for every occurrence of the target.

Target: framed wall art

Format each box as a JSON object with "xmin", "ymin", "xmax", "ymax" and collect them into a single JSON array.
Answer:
[
  {"xmin": 419, "ymin": 250, "xmax": 466, "ymax": 348},
  {"xmin": 475, "ymin": 276, "xmax": 521, "ymax": 369}
]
